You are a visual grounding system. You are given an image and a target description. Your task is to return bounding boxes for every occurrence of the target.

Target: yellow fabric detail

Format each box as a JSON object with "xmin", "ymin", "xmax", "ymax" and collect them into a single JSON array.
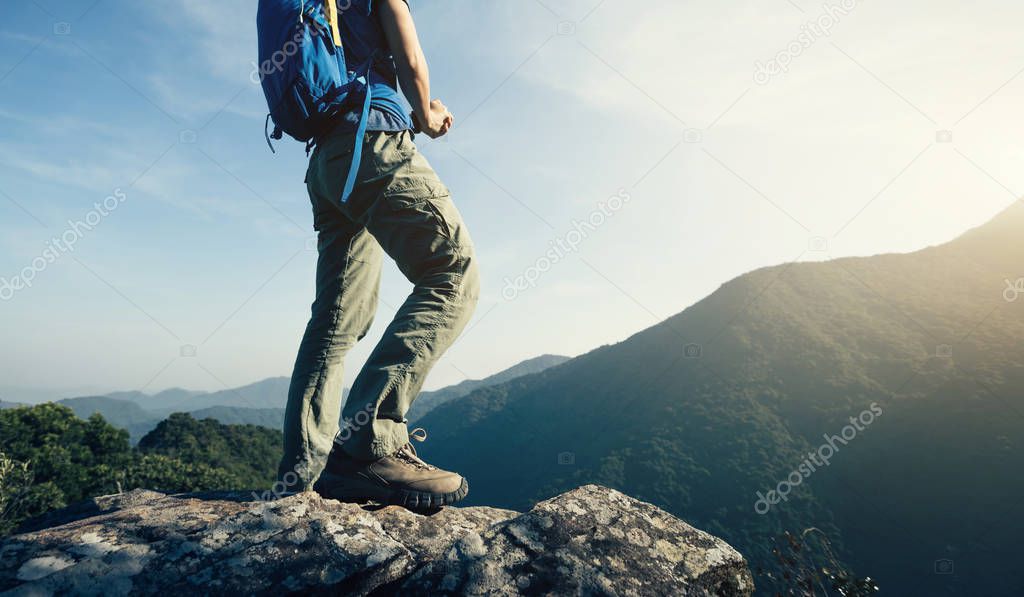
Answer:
[{"xmin": 324, "ymin": 0, "xmax": 343, "ymax": 48}]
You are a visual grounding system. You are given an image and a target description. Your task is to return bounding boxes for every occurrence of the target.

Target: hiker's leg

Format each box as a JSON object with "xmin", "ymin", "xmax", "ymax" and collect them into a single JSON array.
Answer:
[
  {"xmin": 278, "ymin": 194, "xmax": 383, "ymax": 490},
  {"xmin": 339, "ymin": 132, "xmax": 480, "ymax": 459}
]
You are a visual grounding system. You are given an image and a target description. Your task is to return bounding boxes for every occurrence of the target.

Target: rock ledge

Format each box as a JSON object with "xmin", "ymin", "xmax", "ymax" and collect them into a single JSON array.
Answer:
[{"xmin": 0, "ymin": 485, "xmax": 752, "ymax": 596}]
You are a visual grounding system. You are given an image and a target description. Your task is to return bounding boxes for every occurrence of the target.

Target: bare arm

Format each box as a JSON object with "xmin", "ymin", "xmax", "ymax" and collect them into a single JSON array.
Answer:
[{"xmin": 378, "ymin": 0, "xmax": 453, "ymax": 138}]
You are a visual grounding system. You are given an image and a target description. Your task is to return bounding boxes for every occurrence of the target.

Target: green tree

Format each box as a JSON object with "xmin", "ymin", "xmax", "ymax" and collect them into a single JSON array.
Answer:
[
  {"xmin": 137, "ymin": 413, "xmax": 281, "ymax": 489},
  {"xmin": 0, "ymin": 453, "xmax": 52, "ymax": 536},
  {"xmin": 123, "ymin": 454, "xmax": 244, "ymax": 493},
  {"xmin": 0, "ymin": 405, "xmax": 276, "ymax": 536},
  {"xmin": 0, "ymin": 404, "xmax": 132, "ymax": 521}
]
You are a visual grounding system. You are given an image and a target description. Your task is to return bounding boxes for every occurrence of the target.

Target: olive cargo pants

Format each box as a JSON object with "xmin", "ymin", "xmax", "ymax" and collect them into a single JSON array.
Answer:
[{"xmin": 278, "ymin": 130, "xmax": 479, "ymax": 490}]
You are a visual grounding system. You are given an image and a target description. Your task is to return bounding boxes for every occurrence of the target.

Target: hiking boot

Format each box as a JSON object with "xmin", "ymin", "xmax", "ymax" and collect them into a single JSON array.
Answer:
[{"xmin": 313, "ymin": 429, "xmax": 468, "ymax": 509}]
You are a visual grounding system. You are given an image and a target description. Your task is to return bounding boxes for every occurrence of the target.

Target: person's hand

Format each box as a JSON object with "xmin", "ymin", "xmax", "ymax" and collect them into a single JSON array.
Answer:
[{"xmin": 422, "ymin": 99, "xmax": 454, "ymax": 138}]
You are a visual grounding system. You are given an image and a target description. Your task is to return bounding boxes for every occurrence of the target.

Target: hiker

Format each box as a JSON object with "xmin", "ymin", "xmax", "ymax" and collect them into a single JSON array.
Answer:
[{"xmin": 258, "ymin": 0, "xmax": 478, "ymax": 507}]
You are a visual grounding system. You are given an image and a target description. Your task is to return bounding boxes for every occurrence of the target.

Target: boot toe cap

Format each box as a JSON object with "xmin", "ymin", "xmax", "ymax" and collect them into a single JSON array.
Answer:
[{"xmin": 406, "ymin": 472, "xmax": 465, "ymax": 494}]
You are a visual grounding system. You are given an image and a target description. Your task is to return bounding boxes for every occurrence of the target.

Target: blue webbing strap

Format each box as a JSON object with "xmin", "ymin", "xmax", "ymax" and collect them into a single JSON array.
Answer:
[{"xmin": 340, "ymin": 63, "xmax": 372, "ymax": 203}]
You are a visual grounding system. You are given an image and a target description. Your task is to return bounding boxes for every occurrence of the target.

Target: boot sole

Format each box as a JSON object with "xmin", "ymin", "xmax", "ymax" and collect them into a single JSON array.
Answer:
[{"xmin": 314, "ymin": 473, "xmax": 469, "ymax": 509}]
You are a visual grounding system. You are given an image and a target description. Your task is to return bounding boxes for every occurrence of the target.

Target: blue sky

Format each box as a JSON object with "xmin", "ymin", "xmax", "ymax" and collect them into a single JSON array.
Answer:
[{"xmin": 2, "ymin": 0, "xmax": 1022, "ymax": 400}]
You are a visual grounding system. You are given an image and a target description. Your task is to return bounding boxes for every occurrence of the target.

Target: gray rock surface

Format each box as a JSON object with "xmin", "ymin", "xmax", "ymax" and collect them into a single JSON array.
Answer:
[{"xmin": 0, "ymin": 485, "xmax": 752, "ymax": 596}]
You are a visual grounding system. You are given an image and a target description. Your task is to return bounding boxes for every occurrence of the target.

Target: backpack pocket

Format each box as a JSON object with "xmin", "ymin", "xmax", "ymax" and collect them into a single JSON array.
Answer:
[{"xmin": 258, "ymin": 1, "xmax": 350, "ymax": 142}]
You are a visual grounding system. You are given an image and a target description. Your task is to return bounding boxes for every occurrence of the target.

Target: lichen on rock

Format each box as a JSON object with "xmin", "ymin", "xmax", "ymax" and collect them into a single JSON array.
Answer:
[{"xmin": 0, "ymin": 485, "xmax": 752, "ymax": 596}]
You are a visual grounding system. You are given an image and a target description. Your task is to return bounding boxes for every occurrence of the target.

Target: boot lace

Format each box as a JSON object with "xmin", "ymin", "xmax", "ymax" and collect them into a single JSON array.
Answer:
[{"xmin": 395, "ymin": 427, "xmax": 436, "ymax": 470}]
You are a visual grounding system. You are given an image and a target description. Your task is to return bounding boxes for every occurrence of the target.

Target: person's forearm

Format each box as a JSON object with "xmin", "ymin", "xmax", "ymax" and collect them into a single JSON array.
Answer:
[
  {"xmin": 379, "ymin": 0, "xmax": 431, "ymax": 126},
  {"xmin": 395, "ymin": 47, "xmax": 431, "ymax": 128},
  {"xmin": 379, "ymin": 0, "xmax": 451, "ymax": 138}
]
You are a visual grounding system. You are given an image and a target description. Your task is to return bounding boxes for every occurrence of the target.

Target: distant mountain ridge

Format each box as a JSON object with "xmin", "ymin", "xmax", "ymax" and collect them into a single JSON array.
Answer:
[
  {"xmin": 407, "ymin": 354, "xmax": 570, "ymax": 422},
  {"xmin": 56, "ymin": 355, "xmax": 570, "ymax": 441},
  {"xmin": 57, "ymin": 396, "xmax": 158, "ymax": 440},
  {"xmin": 415, "ymin": 202, "xmax": 1024, "ymax": 596},
  {"xmin": 56, "ymin": 377, "xmax": 293, "ymax": 442},
  {"xmin": 102, "ymin": 378, "xmax": 291, "ymax": 413}
]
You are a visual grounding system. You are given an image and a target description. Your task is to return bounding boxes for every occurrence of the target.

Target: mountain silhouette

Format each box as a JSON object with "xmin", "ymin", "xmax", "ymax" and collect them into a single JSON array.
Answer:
[
  {"xmin": 416, "ymin": 202, "xmax": 1024, "ymax": 596},
  {"xmin": 57, "ymin": 396, "xmax": 159, "ymax": 440},
  {"xmin": 407, "ymin": 354, "xmax": 570, "ymax": 422},
  {"xmin": 57, "ymin": 354, "xmax": 570, "ymax": 441}
]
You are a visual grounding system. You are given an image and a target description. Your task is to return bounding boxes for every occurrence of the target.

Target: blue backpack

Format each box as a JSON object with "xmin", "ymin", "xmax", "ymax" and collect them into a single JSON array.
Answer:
[{"xmin": 256, "ymin": 0, "xmax": 378, "ymax": 202}]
